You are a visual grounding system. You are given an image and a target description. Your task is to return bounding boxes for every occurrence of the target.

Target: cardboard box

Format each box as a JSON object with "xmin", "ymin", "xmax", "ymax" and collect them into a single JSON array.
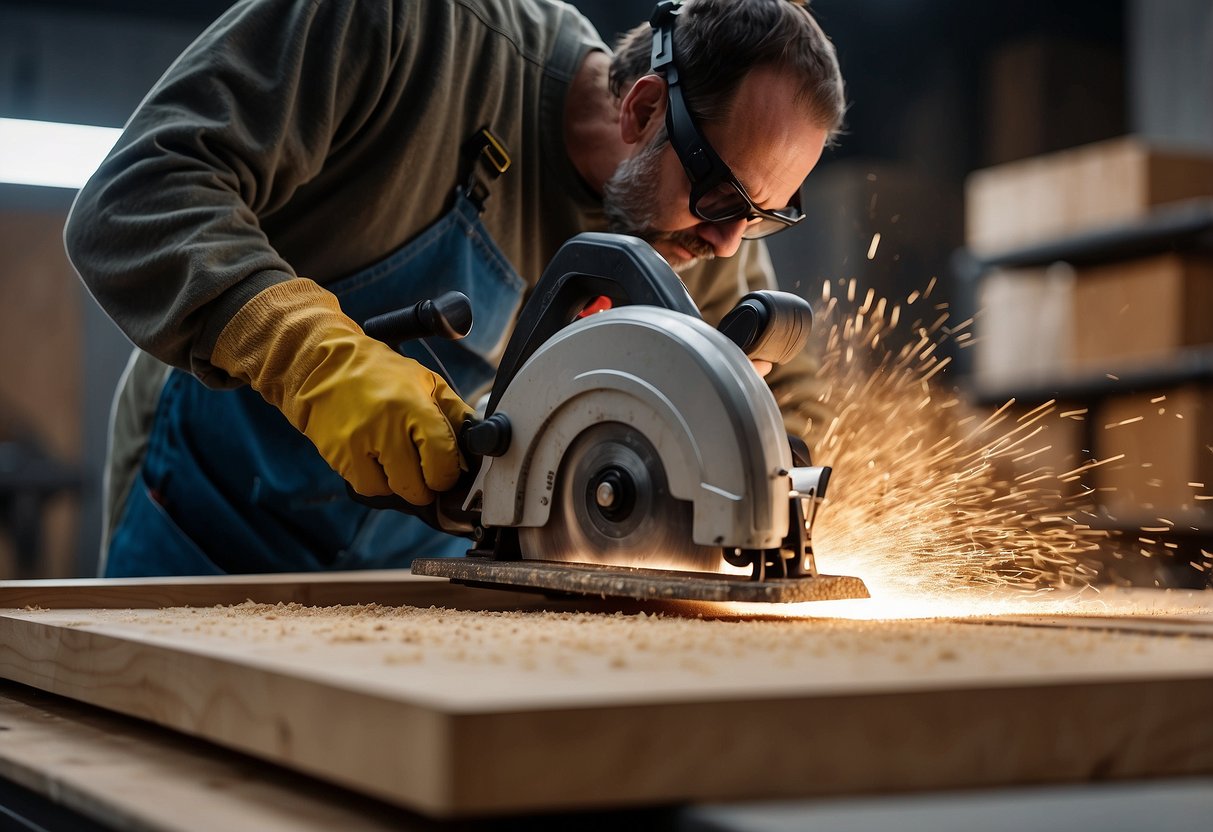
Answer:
[
  {"xmin": 1092, "ymin": 386, "xmax": 1213, "ymax": 523},
  {"xmin": 973, "ymin": 264, "xmax": 1074, "ymax": 388},
  {"xmin": 1072, "ymin": 254, "xmax": 1213, "ymax": 371},
  {"xmin": 966, "ymin": 137, "xmax": 1213, "ymax": 255}
]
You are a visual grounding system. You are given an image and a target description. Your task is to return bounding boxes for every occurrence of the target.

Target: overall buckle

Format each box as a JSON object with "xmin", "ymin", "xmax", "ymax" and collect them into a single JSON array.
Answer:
[{"xmin": 462, "ymin": 126, "xmax": 512, "ymax": 211}]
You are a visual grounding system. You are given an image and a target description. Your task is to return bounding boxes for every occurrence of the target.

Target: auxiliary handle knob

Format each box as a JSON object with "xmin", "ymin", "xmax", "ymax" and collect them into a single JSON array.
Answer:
[
  {"xmin": 461, "ymin": 414, "xmax": 512, "ymax": 458},
  {"xmin": 717, "ymin": 290, "xmax": 813, "ymax": 365},
  {"xmin": 363, "ymin": 291, "xmax": 473, "ymax": 344}
]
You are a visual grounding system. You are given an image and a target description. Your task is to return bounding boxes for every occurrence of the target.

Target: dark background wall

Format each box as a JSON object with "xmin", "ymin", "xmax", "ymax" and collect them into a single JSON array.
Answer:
[{"xmin": 0, "ymin": 0, "xmax": 1209, "ymax": 576}]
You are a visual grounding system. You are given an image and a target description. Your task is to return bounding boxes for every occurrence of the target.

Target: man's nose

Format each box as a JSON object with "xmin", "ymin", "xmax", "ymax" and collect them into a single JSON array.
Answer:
[{"xmin": 696, "ymin": 218, "xmax": 747, "ymax": 258}]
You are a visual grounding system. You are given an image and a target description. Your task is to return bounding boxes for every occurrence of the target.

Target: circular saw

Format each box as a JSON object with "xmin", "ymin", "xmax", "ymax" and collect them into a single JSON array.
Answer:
[{"xmin": 359, "ymin": 232, "xmax": 868, "ymax": 604}]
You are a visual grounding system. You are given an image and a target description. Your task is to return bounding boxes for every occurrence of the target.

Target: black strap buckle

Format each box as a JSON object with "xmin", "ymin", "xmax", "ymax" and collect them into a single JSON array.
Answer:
[
  {"xmin": 461, "ymin": 126, "xmax": 512, "ymax": 211},
  {"xmin": 650, "ymin": 1, "xmax": 682, "ymax": 75}
]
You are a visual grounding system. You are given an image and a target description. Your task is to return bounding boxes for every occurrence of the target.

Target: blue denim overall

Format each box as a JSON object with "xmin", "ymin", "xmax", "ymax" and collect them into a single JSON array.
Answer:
[{"xmin": 105, "ymin": 192, "xmax": 525, "ymax": 577}]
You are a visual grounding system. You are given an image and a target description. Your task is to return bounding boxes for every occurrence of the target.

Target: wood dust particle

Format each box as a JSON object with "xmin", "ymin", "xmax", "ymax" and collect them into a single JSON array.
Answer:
[{"xmin": 57, "ymin": 599, "xmax": 1210, "ymax": 681}]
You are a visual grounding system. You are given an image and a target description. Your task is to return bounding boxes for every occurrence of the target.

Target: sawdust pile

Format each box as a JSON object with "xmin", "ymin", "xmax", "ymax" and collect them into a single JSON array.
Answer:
[{"xmin": 104, "ymin": 598, "xmax": 1211, "ymax": 676}]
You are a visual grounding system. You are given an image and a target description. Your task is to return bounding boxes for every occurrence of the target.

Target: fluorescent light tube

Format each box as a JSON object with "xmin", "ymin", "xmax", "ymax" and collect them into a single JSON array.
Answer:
[{"xmin": 0, "ymin": 117, "xmax": 122, "ymax": 189}]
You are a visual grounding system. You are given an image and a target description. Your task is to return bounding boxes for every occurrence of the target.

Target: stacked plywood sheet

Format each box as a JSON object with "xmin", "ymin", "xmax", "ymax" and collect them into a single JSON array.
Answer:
[
  {"xmin": 972, "ymin": 263, "xmax": 1076, "ymax": 388},
  {"xmin": 968, "ymin": 139, "xmax": 1213, "ymax": 388},
  {"xmin": 1093, "ymin": 387, "xmax": 1213, "ymax": 526},
  {"xmin": 966, "ymin": 138, "xmax": 1213, "ymax": 256},
  {"xmin": 1070, "ymin": 254, "xmax": 1213, "ymax": 370}
]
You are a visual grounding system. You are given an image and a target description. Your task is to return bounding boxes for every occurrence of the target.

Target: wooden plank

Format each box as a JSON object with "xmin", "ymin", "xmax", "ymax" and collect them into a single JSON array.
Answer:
[
  {"xmin": 2, "ymin": 577, "xmax": 1213, "ymax": 816},
  {"xmin": 0, "ymin": 681, "xmax": 429, "ymax": 832},
  {"xmin": 956, "ymin": 588, "xmax": 1213, "ymax": 638},
  {"xmin": 0, "ymin": 570, "xmax": 571, "ymax": 611},
  {"xmin": 969, "ymin": 615, "xmax": 1213, "ymax": 639}
]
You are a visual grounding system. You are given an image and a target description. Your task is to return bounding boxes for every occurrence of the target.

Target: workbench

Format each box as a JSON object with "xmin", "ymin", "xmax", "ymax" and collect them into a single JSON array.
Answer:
[{"xmin": 1, "ymin": 573, "xmax": 1211, "ymax": 829}]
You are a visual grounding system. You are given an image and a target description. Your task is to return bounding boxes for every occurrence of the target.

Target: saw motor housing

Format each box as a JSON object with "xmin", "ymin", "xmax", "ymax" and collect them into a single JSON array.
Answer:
[{"xmin": 470, "ymin": 305, "xmax": 809, "ymax": 574}]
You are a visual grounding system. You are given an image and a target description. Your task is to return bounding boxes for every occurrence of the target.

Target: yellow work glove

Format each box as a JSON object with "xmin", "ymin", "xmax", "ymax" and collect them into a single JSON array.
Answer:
[{"xmin": 211, "ymin": 278, "xmax": 474, "ymax": 505}]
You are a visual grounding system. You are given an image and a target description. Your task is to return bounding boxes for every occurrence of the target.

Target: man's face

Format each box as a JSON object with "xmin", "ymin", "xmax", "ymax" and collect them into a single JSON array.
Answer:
[{"xmin": 604, "ymin": 65, "xmax": 829, "ymax": 272}]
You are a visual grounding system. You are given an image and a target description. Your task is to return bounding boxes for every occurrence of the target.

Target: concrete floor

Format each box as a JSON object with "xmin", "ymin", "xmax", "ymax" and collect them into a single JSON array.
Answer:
[{"xmin": 683, "ymin": 779, "xmax": 1213, "ymax": 832}]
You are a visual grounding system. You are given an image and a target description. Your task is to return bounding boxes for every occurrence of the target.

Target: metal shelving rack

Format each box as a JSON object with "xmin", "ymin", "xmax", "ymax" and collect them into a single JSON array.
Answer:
[{"xmin": 951, "ymin": 198, "xmax": 1213, "ymax": 586}]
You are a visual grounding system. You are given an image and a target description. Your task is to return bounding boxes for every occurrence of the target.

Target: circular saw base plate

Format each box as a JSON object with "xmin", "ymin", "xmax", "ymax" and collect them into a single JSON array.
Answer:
[{"xmin": 411, "ymin": 558, "xmax": 870, "ymax": 604}]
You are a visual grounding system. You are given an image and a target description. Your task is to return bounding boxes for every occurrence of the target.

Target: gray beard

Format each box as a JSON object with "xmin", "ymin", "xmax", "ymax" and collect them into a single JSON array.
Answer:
[
  {"xmin": 602, "ymin": 131, "xmax": 664, "ymax": 238},
  {"xmin": 601, "ymin": 131, "xmax": 715, "ymax": 273}
]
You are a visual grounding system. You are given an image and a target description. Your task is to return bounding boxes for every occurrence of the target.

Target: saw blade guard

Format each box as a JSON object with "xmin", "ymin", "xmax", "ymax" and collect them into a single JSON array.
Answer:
[{"xmin": 470, "ymin": 305, "xmax": 793, "ymax": 551}]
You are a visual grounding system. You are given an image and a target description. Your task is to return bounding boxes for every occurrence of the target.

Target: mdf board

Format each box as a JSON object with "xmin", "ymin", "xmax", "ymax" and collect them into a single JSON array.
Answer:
[
  {"xmin": 965, "ymin": 137, "xmax": 1213, "ymax": 256},
  {"xmin": 2, "ymin": 574, "xmax": 1213, "ymax": 818},
  {"xmin": 1093, "ymin": 386, "xmax": 1213, "ymax": 523},
  {"xmin": 1071, "ymin": 254, "xmax": 1213, "ymax": 371},
  {"xmin": 973, "ymin": 265, "xmax": 1074, "ymax": 388}
]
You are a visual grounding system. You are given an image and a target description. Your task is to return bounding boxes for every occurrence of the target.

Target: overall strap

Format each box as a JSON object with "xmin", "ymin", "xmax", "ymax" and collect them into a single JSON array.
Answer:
[{"xmin": 460, "ymin": 126, "xmax": 512, "ymax": 212}]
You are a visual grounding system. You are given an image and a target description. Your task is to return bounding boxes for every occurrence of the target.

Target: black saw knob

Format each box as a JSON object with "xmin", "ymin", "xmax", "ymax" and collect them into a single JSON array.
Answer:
[
  {"xmin": 717, "ymin": 290, "xmax": 814, "ymax": 365},
  {"xmin": 363, "ymin": 291, "xmax": 473, "ymax": 344}
]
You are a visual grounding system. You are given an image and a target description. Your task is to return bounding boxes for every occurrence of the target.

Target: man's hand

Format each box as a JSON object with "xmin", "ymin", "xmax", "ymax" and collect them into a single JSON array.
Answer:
[{"xmin": 211, "ymin": 279, "xmax": 474, "ymax": 505}]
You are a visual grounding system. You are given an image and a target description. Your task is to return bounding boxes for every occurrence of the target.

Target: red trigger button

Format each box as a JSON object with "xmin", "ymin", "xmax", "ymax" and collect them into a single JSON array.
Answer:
[{"xmin": 578, "ymin": 296, "xmax": 613, "ymax": 318}]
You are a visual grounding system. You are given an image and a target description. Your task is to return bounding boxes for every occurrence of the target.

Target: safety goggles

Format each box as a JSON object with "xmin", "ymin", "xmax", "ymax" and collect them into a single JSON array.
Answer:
[{"xmin": 649, "ymin": 1, "xmax": 805, "ymax": 239}]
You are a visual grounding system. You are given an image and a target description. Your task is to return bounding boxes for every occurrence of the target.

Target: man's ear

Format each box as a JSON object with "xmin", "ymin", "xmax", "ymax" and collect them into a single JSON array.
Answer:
[{"xmin": 619, "ymin": 74, "xmax": 668, "ymax": 146}]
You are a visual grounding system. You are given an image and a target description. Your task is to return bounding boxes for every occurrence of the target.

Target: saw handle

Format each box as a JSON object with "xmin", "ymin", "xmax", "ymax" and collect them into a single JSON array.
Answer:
[
  {"xmin": 485, "ymin": 233, "xmax": 701, "ymax": 416},
  {"xmin": 341, "ymin": 292, "xmax": 482, "ymax": 535},
  {"xmin": 362, "ymin": 291, "xmax": 473, "ymax": 344},
  {"xmin": 717, "ymin": 291, "xmax": 814, "ymax": 365}
]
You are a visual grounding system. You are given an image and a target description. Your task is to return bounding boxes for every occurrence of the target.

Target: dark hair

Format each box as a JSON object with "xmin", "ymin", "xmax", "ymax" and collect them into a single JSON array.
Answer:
[{"xmin": 609, "ymin": 0, "xmax": 846, "ymax": 139}]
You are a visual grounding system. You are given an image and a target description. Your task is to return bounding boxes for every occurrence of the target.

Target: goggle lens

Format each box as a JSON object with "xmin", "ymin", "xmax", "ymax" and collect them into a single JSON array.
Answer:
[{"xmin": 695, "ymin": 182, "xmax": 751, "ymax": 222}]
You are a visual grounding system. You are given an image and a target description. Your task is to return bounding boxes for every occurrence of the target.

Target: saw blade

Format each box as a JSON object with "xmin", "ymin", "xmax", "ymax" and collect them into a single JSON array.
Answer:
[{"xmin": 519, "ymin": 422, "xmax": 726, "ymax": 573}]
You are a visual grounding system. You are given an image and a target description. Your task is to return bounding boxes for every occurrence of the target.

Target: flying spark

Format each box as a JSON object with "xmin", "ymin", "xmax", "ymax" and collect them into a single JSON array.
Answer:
[{"xmin": 787, "ymin": 280, "xmax": 1205, "ymax": 614}]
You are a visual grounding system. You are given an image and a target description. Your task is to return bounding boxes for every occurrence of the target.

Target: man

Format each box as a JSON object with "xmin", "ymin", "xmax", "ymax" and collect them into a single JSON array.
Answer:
[{"xmin": 65, "ymin": 0, "xmax": 845, "ymax": 577}]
